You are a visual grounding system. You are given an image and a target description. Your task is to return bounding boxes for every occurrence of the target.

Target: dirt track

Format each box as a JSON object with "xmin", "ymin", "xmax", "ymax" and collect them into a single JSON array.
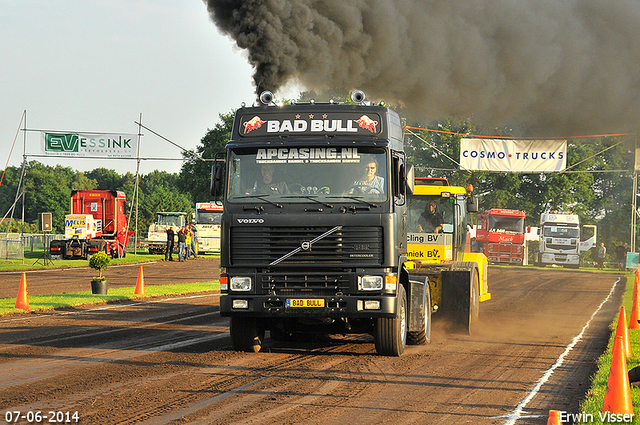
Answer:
[{"xmin": 0, "ymin": 266, "xmax": 625, "ymax": 424}]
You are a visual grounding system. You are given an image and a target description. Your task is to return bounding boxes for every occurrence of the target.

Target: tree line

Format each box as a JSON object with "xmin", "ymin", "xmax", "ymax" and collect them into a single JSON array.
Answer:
[
  {"xmin": 402, "ymin": 118, "xmax": 635, "ymax": 254},
  {"xmin": 1, "ymin": 97, "xmax": 636, "ymax": 258}
]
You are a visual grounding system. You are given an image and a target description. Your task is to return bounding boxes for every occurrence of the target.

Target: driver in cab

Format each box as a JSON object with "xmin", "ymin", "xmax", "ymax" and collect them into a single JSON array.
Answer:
[
  {"xmin": 349, "ymin": 159, "xmax": 384, "ymax": 194},
  {"xmin": 417, "ymin": 200, "xmax": 444, "ymax": 233}
]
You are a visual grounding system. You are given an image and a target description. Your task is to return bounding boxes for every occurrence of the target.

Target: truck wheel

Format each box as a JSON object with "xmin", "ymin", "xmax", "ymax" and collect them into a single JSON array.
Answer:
[
  {"xmin": 230, "ymin": 316, "xmax": 264, "ymax": 353},
  {"xmin": 408, "ymin": 286, "xmax": 431, "ymax": 345},
  {"xmin": 469, "ymin": 270, "xmax": 480, "ymax": 333},
  {"xmin": 374, "ymin": 285, "xmax": 407, "ymax": 356}
]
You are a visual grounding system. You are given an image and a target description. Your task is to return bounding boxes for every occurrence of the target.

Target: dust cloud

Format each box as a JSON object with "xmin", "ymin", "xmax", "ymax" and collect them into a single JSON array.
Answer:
[{"xmin": 205, "ymin": 0, "xmax": 640, "ymax": 135}]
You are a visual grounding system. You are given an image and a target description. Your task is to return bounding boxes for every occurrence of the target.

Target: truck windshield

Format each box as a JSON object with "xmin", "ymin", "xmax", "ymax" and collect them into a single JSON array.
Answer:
[
  {"xmin": 157, "ymin": 214, "xmax": 184, "ymax": 227},
  {"xmin": 543, "ymin": 225, "xmax": 580, "ymax": 238},
  {"xmin": 407, "ymin": 196, "xmax": 454, "ymax": 233},
  {"xmin": 196, "ymin": 210, "xmax": 222, "ymax": 225},
  {"xmin": 227, "ymin": 147, "xmax": 388, "ymax": 203},
  {"xmin": 488, "ymin": 216, "xmax": 524, "ymax": 234}
]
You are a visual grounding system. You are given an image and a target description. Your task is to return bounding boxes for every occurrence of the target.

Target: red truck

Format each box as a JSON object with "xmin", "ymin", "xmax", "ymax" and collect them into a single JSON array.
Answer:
[
  {"xmin": 475, "ymin": 208, "xmax": 529, "ymax": 265},
  {"xmin": 49, "ymin": 190, "xmax": 130, "ymax": 259}
]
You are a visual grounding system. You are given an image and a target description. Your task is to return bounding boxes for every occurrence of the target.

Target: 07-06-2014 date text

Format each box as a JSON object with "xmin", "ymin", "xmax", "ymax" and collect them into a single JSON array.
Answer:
[{"xmin": 4, "ymin": 411, "xmax": 79, "ymax": 423}]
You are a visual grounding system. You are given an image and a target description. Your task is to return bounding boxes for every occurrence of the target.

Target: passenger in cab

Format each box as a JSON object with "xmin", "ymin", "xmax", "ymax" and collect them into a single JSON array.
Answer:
[{"xmin": 250, "ymin": 163, "xmax": 289, "ymax": 194}]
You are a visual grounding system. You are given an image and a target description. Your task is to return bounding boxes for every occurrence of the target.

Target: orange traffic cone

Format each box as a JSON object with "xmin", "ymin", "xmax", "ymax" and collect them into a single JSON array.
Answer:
[
  {"xmin": 633, "ymin": 272, "xmax": 638, "ymax": 307},
  {"xmin": 630, "ymin": 287, "xmax": 640, "ymax": 330},
  {"xmin": 134, "ymin": 265, "xmax": 145, "ymax": 296},
  {"xmin": 15, "ymin": 272, "xmax": 30, "ymax": 310},
  {"xmin": 615, "ymin": 306, "xmax": 633, "ymax": 357},
  {"xmin": 602, "ymin": 335, "xmax": 633, "ymax": 415},
  {"xmin": 547, "ymin": 410, "xmax": 562, "ymax": 425}
]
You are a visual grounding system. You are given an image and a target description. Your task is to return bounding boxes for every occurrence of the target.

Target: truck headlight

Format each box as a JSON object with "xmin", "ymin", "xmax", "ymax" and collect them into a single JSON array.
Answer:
[
  {"xmin": 230, "ymin": 276, "xmax": 252, "ymax": 291},
  {"xmin": 359, "ymin": 276, "xmax": 384, "ymax": 291}
]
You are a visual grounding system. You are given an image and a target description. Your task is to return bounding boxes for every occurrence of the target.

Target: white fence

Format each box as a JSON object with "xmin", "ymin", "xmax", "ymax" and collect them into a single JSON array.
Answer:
[{"xmin": 0, "ymin": 233, "xmax": 65, "ymax": 261}]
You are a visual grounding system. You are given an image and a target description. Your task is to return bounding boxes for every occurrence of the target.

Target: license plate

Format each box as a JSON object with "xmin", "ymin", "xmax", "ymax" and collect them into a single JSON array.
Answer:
[{"xmin": 285, "ymin": 298, "xmax": 325, "ymax": 308}]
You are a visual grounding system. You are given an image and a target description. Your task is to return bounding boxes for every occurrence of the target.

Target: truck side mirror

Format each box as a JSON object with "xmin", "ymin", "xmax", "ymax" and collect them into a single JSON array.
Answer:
[
  {"xmin": 210, "ymin": 163, "xmax": 224, "ymax": 200},
  {"xmin": 526, "ymin": 225, "xmax": 531, "ymax": 233},
  {"xmin": 405, "ymin": 163, "xmax": 415, "ymax": 195},
  {"xmin": 466, "ymin": 194, "xmax": 478, "ymax": 213}
]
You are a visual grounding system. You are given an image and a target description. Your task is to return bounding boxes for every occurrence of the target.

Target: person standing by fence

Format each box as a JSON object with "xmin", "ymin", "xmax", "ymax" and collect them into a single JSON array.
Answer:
[
  {"xmin": 616, "ymin": 241, "xmax": 626, "ymax": 271},
  {"xmin": 165, "ymin": 226, "xmax": 175, "ymax": 261},
  {"xmin": 185, "ymin": 227, "xmax": 192, "ymax": 259},
  {"xmin": 190, "ymin": 223, "xmax": 198, "ymax": 259},
  {"xmin": 597, "ymin": 242, "xmax": 606, "ymax": 270},
  {"xmin": 177, "ymin": 227, "xmax": 187, "ymax": 262}
]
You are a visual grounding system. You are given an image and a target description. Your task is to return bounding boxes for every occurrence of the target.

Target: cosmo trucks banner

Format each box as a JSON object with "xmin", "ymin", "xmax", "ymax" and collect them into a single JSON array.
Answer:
[
  {"xmin": 460, "ymin": 138, "xmax": 567, "ymax": 172},
  {"xmin": 41, "ymin": 132, "xmax": 137, "ymax": 158}
]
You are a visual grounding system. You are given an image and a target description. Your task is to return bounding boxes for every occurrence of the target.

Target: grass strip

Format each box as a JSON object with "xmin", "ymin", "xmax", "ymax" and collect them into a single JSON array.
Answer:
[
  {"xmin": 577, "ymin": 273, "xmax": 640, "ymax": 424},
  {"xmin": 0, "ymin": 251, "xmax": 220, "ymax": 272},
  {"xmin": 0, "ymin": 252, "xmax": 166, "ymax": 272},
  {"xmin": 0, "ymin": 280, "xmax": 219, "ymax": 315}
]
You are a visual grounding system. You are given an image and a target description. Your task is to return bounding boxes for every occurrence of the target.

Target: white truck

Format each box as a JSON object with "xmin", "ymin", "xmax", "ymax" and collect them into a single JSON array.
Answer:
[
  {"xmin": 537, "ymin": 212, "xmax": 597, "ymax": 268},
  {"xmin": 193, "ymin": 202, "xmax": 223, "ymax": 254},
  {"xmin": 138, "ymin": 211, "xmax": 186, "ymax": 254}
]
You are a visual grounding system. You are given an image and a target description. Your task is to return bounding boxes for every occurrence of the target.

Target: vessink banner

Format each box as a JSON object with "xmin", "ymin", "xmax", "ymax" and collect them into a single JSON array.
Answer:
[{"xmin": 41, "ymin": 132, "xmax": 137, "ymax": 158}]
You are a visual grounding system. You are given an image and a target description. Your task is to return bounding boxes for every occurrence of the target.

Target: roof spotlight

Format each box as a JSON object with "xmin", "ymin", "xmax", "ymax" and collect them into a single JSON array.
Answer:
[
  {"xmin": 259, "ymin": 91, "xmax": 274, "ymax": 105},
  {"xmin": 351, "ymin": 90, "xmax": 366, "ymax": 104}
]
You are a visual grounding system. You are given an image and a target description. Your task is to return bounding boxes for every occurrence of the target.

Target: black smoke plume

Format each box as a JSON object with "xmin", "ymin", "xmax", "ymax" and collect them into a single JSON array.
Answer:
[{"xmin": 205, "ymin": 0, "xmax": 640, "ymax": 135}]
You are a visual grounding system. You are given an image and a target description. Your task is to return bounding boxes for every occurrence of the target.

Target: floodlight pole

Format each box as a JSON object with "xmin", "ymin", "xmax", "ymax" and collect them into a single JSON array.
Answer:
[
  {"xmin": 21, "ymin": 111, "xmax": 27, "ymax": 264},
  {"xmin": 634, "ymin": 136, "xmax": 639, "ymax": 252},
  {"xmin": 633, "ymin": 172, "xmax": 637, "ymax": 252},
  {"xmin": 134, "ymin": 114, "xmax": 142, "ymax": 256}
]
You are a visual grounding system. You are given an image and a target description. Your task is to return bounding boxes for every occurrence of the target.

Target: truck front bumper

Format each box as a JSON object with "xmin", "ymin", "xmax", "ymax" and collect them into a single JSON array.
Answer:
[
  {"xmin": 220, "ymin": 294, "xmax": 397, "ymax": 318},
  {"xmin": 541, "ymin": 253, "xmax": 579, "ymax": 265}
]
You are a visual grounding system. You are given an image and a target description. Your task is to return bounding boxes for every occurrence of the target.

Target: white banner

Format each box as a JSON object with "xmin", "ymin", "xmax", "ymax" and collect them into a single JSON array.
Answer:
[
  {"xmin": 41, "ymin": 132, "xmax": 137, "ymax": 158},
  {"xmin": 460, "ymin": 138, "xmax": 567, "ymax": 172}
]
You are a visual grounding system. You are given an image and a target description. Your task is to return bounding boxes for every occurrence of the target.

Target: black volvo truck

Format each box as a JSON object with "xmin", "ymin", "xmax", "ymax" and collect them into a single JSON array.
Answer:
[{"xmin": 211, "ymin": 90, "xmax": 433, "ymax": 356}]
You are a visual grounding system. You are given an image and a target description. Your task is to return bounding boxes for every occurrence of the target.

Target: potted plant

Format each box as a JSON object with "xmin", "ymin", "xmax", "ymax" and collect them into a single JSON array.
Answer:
[{"xmin": 89, "ymin": 251, "xmax": 110, "ymax": 295}]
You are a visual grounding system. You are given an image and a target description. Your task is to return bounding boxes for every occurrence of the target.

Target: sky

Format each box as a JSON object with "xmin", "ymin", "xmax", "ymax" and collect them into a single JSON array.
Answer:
[{"xmin": 0, "ymin": 0, "xmax": 259, "ymax": 176}]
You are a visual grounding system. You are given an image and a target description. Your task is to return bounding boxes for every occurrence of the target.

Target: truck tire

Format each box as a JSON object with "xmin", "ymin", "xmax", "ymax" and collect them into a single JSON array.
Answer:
[
  {"xmin": 374, "ymin": 285, "xmax": 407, "ymax": 356},
  {"xmin": 230, "ymin": 316, "xmax": 264, "ymax": 353},
  {"xmin": 469, "ymin": 269, "xmax": 480, "ymax": 332},
  {"xmin": 408, "ymin": 285, "xmax": 431, "ymax": 345}
]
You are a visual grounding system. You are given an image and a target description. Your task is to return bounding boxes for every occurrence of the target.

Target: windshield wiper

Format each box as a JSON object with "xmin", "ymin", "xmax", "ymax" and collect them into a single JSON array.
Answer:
[
  {"xmin": 282, "ymin": 195, "xmax": 333, "ymax": 209},
  {"xmin": 269, "ymin": 225, "xmax": 343, "ymax": 266},
  {"xmin": 236, "ymin": 195, "xmax": 283, "ymax": 209},
  {"xmin": 328, "ymin": 195, "xmax": 379, "ymax": 208}
]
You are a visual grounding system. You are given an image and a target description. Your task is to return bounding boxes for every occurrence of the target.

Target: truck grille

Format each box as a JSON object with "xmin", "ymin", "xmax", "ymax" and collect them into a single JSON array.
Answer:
[
  {"xmin": 260, "ymin": 271, "xmax": 352, "ymax": 296},
  {"xmin": 546, "ymin": 244, "xmax": 576, "ymax": 251},
  {"xmin": 230, "ymin": 226, "xmax": 383, "ymax": 266}
]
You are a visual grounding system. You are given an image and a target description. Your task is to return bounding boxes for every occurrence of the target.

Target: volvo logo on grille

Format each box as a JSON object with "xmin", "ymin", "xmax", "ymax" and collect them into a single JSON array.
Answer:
[
  {"xmin": 237, "ymin": 218, "xmax": 264, "ymax": 224},
  {"xmin": 301, "ymin": 241, "xmax": 311, "ymax": 251}
]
